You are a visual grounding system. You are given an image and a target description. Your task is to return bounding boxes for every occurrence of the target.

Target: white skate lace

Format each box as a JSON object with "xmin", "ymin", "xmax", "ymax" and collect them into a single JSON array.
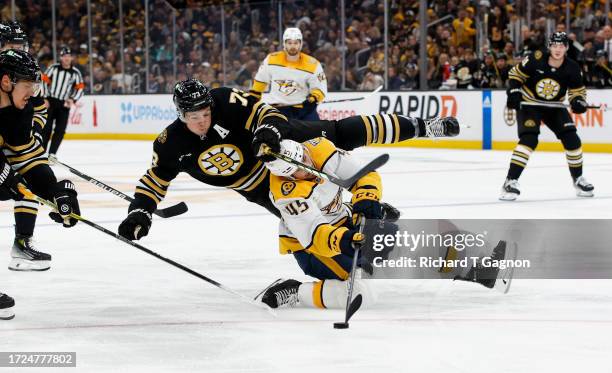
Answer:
[
  {"xmin": 274, "ymin": 288, "xmax": 299, "ymax": 307},
  {"xmin": 18, "ymin": 237, "xmax": 45, "ymax": 257},
  {"xmin": 425, "ymin": 117, "xmax": 445, "ymax": 137}
]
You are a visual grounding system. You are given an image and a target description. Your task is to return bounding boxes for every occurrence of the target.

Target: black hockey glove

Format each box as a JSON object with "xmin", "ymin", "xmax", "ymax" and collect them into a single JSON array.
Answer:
[
  {"xmin": 252, "ymin": 124, "xmax": 282, "ymax": 162},
  {"xmin": 352, "ymin": 199, "xmax": 384, "ymax": 220},
  {"xmin": 49, "ymin": 180, "xmax": 80, "ymax": 227},
  {"xmin": 506, "ymin": 88, "xmax": 522, "ymax": 110},
  {"xmin": 339, "ymin": 229, "xmax": 366, "ymax": 255},
  {"xmin": 118, "ymin": 209, "xmax": 152, "ymax": 241},
  {"xmin": 570, "ymin": 97, "xmax": 588, "ymax": 114},
  {"xmin": 0, "ymin": 162, "xmax": 24, "ymax": 201},
  {"xmin": 301, "ymin": 95, "xmax": 318, "ymax": 113}
]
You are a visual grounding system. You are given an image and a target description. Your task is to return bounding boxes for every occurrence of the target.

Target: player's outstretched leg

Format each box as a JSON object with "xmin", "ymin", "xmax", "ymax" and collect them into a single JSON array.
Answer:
[
  {"xmin": 9, "ymin": 230, "xmax": 51, "ymax": 271},
  {"xmin": 0, "ymin": 293, "xmax": 15, "ymax": 320},
  {"xmin": 332, "ymin": 114, "xmax": 460, "ymax": 151},
  {"xmin": 257, "ymin": 278, "xmax": 377, "ymax": 310}
]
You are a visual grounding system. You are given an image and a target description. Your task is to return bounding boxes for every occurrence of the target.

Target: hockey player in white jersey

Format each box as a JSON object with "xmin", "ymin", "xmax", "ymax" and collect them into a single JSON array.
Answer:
[
  {"xmin": 256, "ymin": 138, "xmax": 383, "ymax": 309},
  {"xmin": 256, "ymin": 139, "xmax": 515, "ymax": 309},
  {"xmin": 250, "ymin": 27, "xmax": 327, "ymax": 120}
]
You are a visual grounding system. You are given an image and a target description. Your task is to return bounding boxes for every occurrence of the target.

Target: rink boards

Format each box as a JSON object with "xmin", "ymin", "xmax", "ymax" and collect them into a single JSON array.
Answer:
[{"xmin": 63, "ymin": 89, "xmax": 612, "ymax": 152}]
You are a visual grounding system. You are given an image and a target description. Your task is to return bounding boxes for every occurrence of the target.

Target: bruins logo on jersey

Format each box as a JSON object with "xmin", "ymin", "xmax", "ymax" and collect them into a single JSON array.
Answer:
[
  {"xmin": 274, "ymin": 80, "xmax": 300, "ymax": 96},
  {"xmin": 0, "ymin": 134, "xmax": 4, "ymax": 147},
  {"xmin": 534, "ymin": 50, "xmax": 542, "ymax": 60},
  {"xmin": 503, "ymin": 107, "xmax": 516, "ymax": 126},
  {"xmin": 281, "ymin": 181, "xmax": 296, "ymax": 196},
  {"xmin": 524, "ymin": 119, "xmax": 537, "ymax": 128},
  {"xmin": 198, "ymin": 144, "xmax": 243, "ymax": 176},
  {"xmin": 156, "ymin": 129, "xmax": 168, "ymax": 144},
  {"xmin": 536, "ymin": 78, "xmax": 560, "ymax": 100}
]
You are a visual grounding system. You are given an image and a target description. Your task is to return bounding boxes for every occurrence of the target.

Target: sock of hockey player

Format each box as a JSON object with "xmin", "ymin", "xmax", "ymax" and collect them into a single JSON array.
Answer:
[
  {"xmin": 507, "ymin": 143, "xmax": 533, "ymax": 180},
  {"xmin": 500, "ymin": 141, "xmax": 535, "ymax": 201},
  {"xmin": 0, "ymin": 293, "xmax": 15, "ymax": 320},
  {"xmin": 14, "ymin": 198, "xmax": 39, "ymax": 237},
  {"xmin": 299, "ymin": 279, "xmax": 376, "ymax": 309}
]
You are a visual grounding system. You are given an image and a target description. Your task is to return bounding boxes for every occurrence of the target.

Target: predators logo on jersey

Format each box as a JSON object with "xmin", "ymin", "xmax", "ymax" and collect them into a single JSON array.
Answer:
[
  {"xmin": 274, "ymin": 80, "xmax": 301, "ymax": 96},
  {"xmin": 281, "ymin": 181, "xmax": 296, "ymax": 196}
]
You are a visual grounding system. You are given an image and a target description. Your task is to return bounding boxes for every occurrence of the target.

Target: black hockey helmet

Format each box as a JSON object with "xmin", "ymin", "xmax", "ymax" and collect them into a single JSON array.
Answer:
[
  {"xmin": 60, "ymin": 46, "xmax": 72, "ymax": 56},
  {"xmin": 173, "ymin": 78, "xmax": 214, "ymax": 121},
  {"xmin": 548, "ymin": 31, "xmax": 569, "ymax": 47},
  {"xmin": 0, "ymin": 21, "xmax": 29, "ymax": 51},
  {"xmin": 0, "ymin": 49, "xmax": 41, "ymax": 83}
]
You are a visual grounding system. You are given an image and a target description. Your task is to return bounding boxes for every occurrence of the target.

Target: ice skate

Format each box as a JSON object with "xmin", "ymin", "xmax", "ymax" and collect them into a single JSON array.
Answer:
[
  {"xmin": 424, "ymin": 116, "xmax": 460, "ymax": 137},
  {"xmin": 499, "ymin": 178, "xmax": 520, "ymax": 201},
  {"xmin": 574, "ymin": 176, "xmax": 594, "ymax": 197},
  {"xmin": 256, "ymin": 279, "xmax": 301, "ymax": 309},
  {"xmin": 9, "ymin": 235, "xmax": 51, "ymax": 271},
  {"xmin": 0, "ymin": 293, "xmax": 15, "ymax": 320}
]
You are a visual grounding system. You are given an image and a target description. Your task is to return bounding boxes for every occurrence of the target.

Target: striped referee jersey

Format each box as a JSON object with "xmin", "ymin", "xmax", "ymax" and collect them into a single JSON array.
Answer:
[{"xmin": 42, "ymin": 63, "xmax": 85, "ymax": 101}]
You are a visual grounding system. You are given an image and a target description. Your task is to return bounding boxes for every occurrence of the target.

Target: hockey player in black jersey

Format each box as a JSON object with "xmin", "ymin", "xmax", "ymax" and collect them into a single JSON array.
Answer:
[
  {"xmin": 501, "ymin": 32, "xmax": 594, "ymax": 201},
  {"xmin": 0, "ymin": 49, "xmax": 81, "ymax": 271},
  {"xmin": 118, "ymin": 78, "xmax": 459, "ymax": 241},
  {"xmin": 0, "ymin": 21, "xmax": 52, "ymax": 271}
]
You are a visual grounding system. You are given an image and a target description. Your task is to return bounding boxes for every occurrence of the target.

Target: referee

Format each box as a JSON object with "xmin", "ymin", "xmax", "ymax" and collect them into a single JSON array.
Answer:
[{"xmin": 41, "ymin": 46, "xmax": 84, "ymax": 157}]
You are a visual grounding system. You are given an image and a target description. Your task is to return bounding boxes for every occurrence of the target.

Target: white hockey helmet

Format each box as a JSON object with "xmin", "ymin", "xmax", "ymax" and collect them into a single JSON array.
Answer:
[
  {"xmin": 283, "ymin": 27, "xmax": 303, "ymax": 42},
  {"xmin": 265, "ymin": 139, "xmax": 304, "ymax": 177}
]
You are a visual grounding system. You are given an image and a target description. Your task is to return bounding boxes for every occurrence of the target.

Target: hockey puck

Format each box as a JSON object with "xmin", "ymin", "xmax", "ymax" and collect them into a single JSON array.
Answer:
[{"xmin": 333, "ymin": 322, "xmax": 349, "ymax": 329}]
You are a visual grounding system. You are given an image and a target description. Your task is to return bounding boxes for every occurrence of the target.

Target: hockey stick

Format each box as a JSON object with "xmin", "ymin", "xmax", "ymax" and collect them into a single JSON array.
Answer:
[
  {"xmin": 320, "ymin": 85, "xmax": 383, "ymax": 104},
  {"xmin": 261, "ymin": 145, "xmax": 389, "ymax": 189},
  {"xmin": 17, "ymin": 185, "xmax": 274, "ymax": 315},
  {"xmin": 334, "ymin": 215, "xmax": 367, "ymax": 329},
  {"xmin": 49, "ymin": 155, "xmax": 188, "ymax": 218},
  {"xmin": 520, "ymin": 102, "xmax": 611, "ymax": 111},
  {"xmin": 271, "ymin": 86, "xmax": 383, "ymax": 108}
]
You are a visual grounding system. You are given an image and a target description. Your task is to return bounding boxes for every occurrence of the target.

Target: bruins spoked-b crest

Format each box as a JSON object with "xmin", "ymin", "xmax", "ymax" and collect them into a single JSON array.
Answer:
[
  {"xmin": 536, "ymin": 78, "xmax": 561, "ymax": 100},
  {"xmin": 198, "ymin": 144, "xmax": 243, "ymax": 176}
]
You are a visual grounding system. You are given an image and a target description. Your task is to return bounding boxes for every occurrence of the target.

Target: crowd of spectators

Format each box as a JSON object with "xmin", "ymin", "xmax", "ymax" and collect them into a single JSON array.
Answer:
[{"xmin": 2, "ymin": 0, "xmax": 611, "ymax": 94}]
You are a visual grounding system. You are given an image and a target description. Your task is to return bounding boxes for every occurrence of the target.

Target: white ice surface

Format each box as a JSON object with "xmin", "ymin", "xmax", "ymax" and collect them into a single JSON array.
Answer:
[{"xmin": 1, "ymin": 140, "xmax": 612, "ymax": 372}]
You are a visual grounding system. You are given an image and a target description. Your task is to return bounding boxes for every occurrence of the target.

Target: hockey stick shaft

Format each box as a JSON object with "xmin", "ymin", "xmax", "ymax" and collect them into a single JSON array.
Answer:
[
  {"xmin": 50, "ymin": 156, "xmax": 188, "ymax": 218},
  {"xmin": 320, "ymin": 85, "xmax": 383, "ymax": 104},
  {"xmin": 343, "ymin": 215, "xmax": 366, "ymax": 324},
  {"xmin": 274, "ymin": 86, "xmax": 383, "ymax": 107},
  {"xmin": 520, "ymin": 102, "xmax": 610, "ymax": 111},
  {"xmin": 261, "ymin": 145, "xmax": 389, "ymax": 189},
  {"xmin": 18, "ymin": 186, "xmax": 273, "ymax": 315}
]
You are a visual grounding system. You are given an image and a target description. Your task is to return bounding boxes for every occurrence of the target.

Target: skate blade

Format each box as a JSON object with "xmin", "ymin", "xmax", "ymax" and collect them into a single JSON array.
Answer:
[
  {"xmin": 0, "ymin": 308, "xmax": 15, "ymax": 320},
  {"xmin": 499, "ymin": 192, "xmax": 518, "ymax": 201},
  {"xmin": 8, "ymin": 258, "xmax": 51, "ymax": 272},
  {"xmin": 575, "ymin": 190, "xmax": 594, "ymax": 198},
  {"xmin": 493, "ymin": 242, "xmax": 518, "ymax": 294}
]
